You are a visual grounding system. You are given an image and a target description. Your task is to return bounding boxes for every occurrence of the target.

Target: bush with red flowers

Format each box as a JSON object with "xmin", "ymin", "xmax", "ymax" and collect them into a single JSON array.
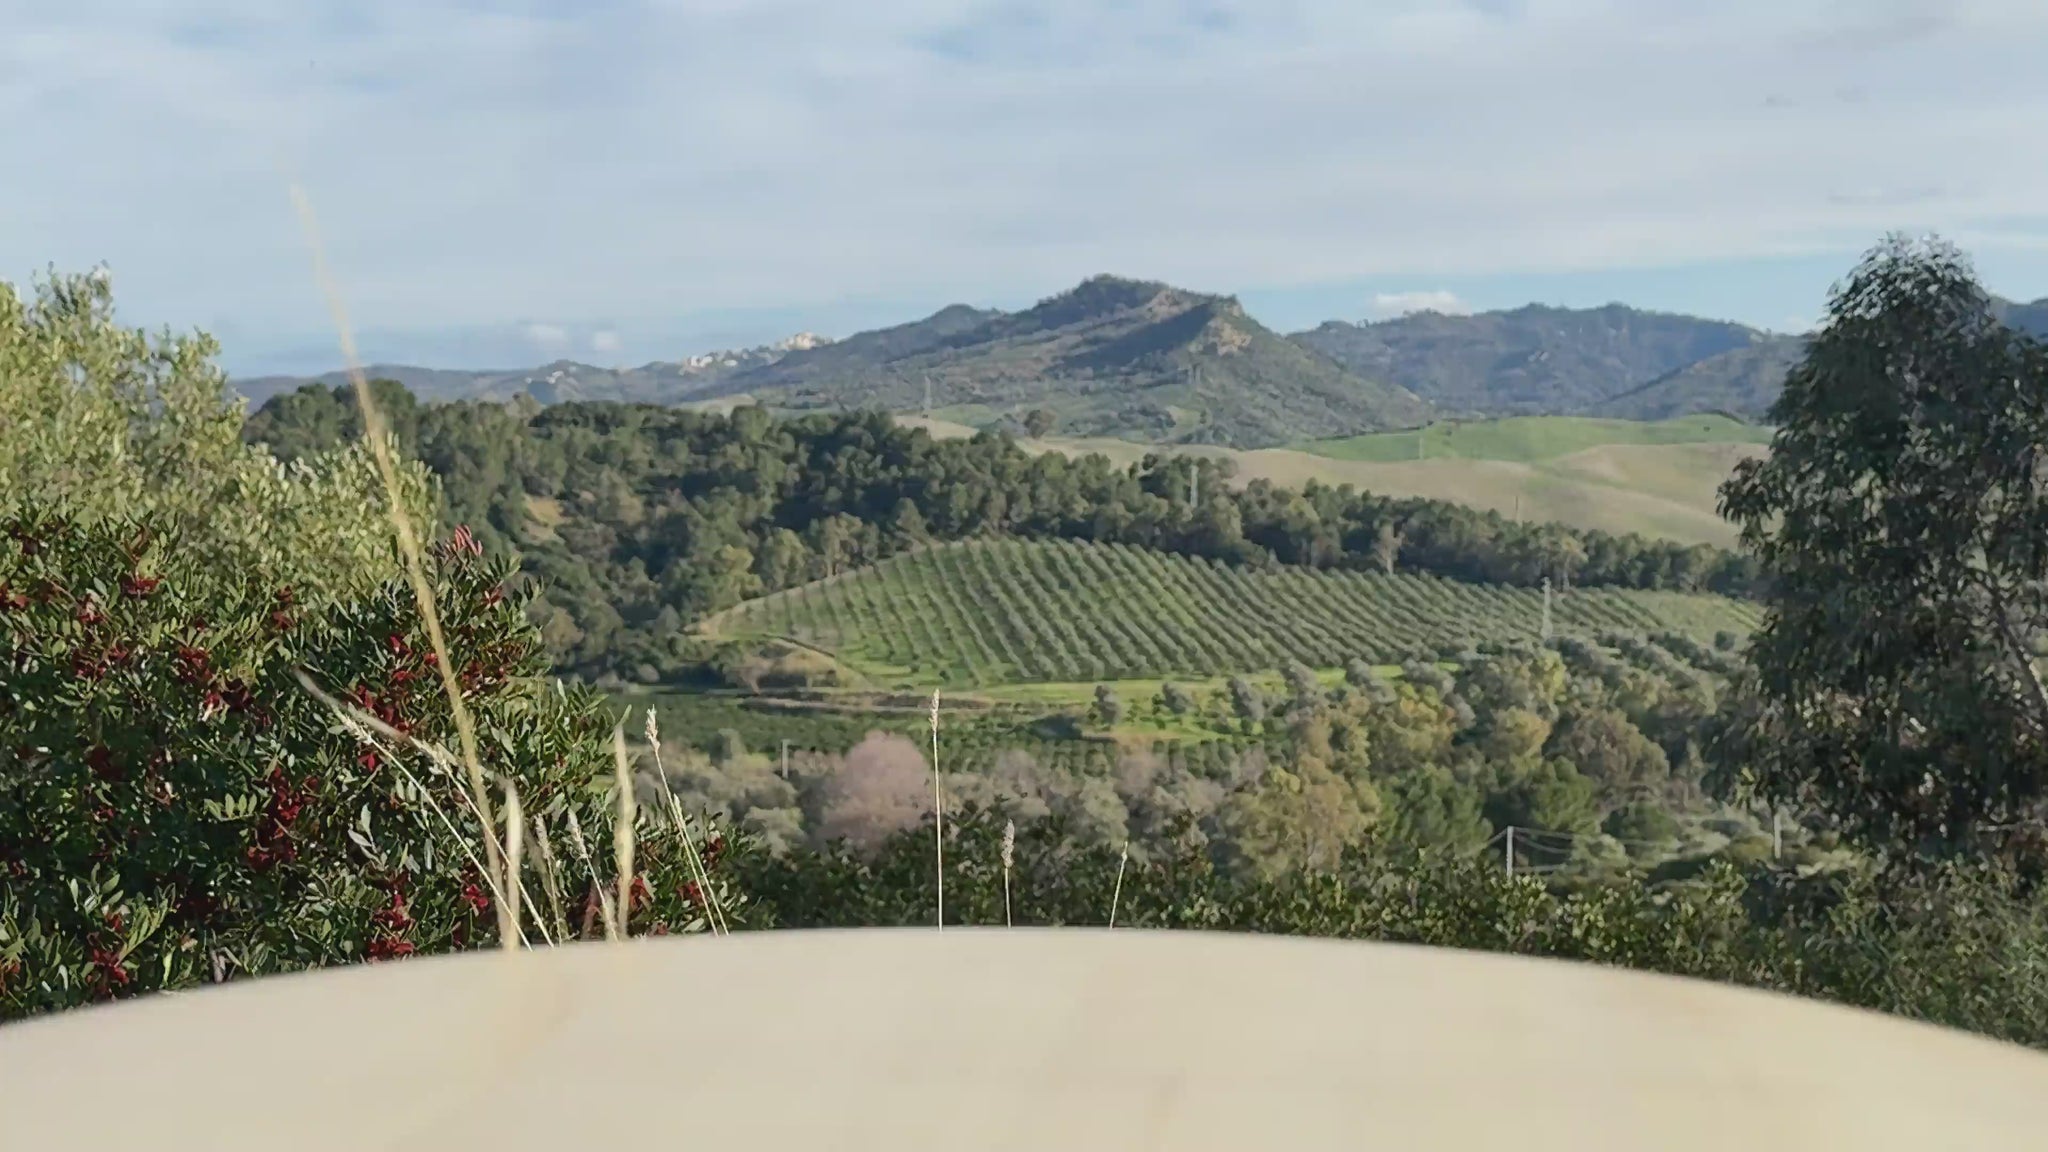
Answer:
[{"xmin": 0, "ymin": 510, "xmax": 746, "ymax": 1022}]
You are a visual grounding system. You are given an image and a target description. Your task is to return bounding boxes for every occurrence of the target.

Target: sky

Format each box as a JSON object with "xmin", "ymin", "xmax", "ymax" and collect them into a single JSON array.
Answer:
[{"xmin": 8, "ymin": 0, "xmax": 2048, "ymax": 376}]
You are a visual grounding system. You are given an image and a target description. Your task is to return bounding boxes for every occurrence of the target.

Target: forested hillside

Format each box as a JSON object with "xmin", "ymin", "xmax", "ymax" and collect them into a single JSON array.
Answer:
[
  {"xmin": 244, "ymin": 381, "xmax": 1758, "ymax": 681},
  {"xmin": 1291, "ymin": 304, "xmax": 1766, "ymax": 417}
]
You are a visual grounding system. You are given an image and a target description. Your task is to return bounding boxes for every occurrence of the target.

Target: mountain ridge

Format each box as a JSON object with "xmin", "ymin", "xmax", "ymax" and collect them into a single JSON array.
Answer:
[
  {"xmin": 688, "ymin": 274, "xmax": 1431, "ymax": 447},
  {"xmin": 230, "ymin": 331, "xmax": 837, "ymax": 409},
  {"xmin": 234, "ymin": 280, "xmax": 2048, "ymax": 435}
]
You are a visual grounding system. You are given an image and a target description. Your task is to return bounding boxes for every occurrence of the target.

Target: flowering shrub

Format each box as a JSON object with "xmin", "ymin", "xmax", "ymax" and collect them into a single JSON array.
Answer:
[{"xmin": 0, "ymin": 511, "xmax": 745, "ymax": 1022}]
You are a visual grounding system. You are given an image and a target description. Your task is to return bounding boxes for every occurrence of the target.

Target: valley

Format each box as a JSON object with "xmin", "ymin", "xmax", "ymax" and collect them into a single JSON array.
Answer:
[{"xmin": 17, "ymin": 238, "xmax": 2048, "ymax": 1058}]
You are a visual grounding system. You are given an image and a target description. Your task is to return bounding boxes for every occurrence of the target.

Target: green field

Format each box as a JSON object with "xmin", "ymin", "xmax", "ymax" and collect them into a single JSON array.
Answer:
[
  {"xmin": 702, "ymin": 538, "xmax": 1762, "ymax": 689},
  {"xmin": 908, "ymin": 413, "xmax": 1770, "ymax": 547},
  {"xmin": 1301, "ymin": 414, "xmax": 1774, "ymax": 463}
]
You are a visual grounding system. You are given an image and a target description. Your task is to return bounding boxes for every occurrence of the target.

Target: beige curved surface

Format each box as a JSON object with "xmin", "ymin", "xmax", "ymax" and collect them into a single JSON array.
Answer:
[{"xmin": 5, "ymin": 928, "xmax": 2048, "ymax": 1150}]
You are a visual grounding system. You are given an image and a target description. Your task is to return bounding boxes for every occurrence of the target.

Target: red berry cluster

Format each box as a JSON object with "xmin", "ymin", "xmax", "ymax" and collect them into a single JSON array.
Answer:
[
  {"xmin": 85, "ymin": 907, "xmax": 131, "ymax": 998},
  {"xmin": 70, "ymin": 639, "xmax": 131, "ymax": 683},
  {"xmin": 366, "ymin": 881, "xmax": 418, "ymax": 962},
  {"xmin": 268, "ymin": 586, "xmax": 296, "ymax": 633},
  {"xmin": 244, "ymin": 764, "xmax": 311, "ymax": 871},
  {"xmin": 458, "ymin": 862, "xmax": 492, "ymax": 918},
  {"xmin": 84, "ymin": 745, "xmax": 123, "ymax": 782}
]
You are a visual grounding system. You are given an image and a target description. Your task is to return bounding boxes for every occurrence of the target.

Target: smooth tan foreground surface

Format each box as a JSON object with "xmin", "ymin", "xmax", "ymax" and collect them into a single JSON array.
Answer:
[{"xmin": 5, "ymin": 928, "xmax": 2048, "ymax": 1150}]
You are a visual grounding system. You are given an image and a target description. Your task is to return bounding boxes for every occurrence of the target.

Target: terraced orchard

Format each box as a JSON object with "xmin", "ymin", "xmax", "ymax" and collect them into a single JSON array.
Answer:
[{"xmin": 703, "ymin": 539, "xmax": 1763, "ymax": 689}]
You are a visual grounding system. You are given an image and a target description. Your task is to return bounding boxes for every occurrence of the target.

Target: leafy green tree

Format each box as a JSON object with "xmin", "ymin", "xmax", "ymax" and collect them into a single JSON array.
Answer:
[
  {"xmin": 1459, "ymin": 649, "xmax": 1568, "ymax": 721},
  {"xmin": 755, "ymin": 528, "xmax": 812, "ymax": 590},
  {"xmin": 1093, "ymin": 684, "xmax": 1124, "ymax": 727},
  {"xmin": 1220, "ymin": 758, "xmax": 1379, "ymax": 881},
  {"xmin": 1371, "ymin": 521, "xmax": 1402, "ymax": 575},
  {"xmin": 0, "ymin": 270, "xmax": 429, "ymax": 607},
  {"xmin": 1283, "ymin": 660, "xmax": 1322, "ymax": 713},
  {"xmin": 1546, "ymin": 703, "xmax": 1669, "ymax": 799},
  {"xmin": 1485, "ymin": 758, "xmax": 1601, "ymax": 854},
  {"xmin": 1023, "ymin": 408, "xmax": 1058, "ymax": 438},
  {"xmin": 1715, "ymin": 235, "xmax": 2048, "ymax": 864},
  {"xmin": 1379, "ymin": 765, "xmax": 1492, "ymax": 855},
  {"xmin": 1227, "ymin": 676, "xmax": 1266, "ymax": 729}
]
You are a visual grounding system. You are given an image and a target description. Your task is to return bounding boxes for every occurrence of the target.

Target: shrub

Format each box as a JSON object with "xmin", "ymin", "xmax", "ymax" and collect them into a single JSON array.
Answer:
[
  {"xmin": 1159, "ymin": 682, "xmax": 1194, "ymax": 716},
  {"xmin": 741, "ymin": 804, "xmax": 2048, "ymax": 1050},
  {"xmin": 0, "ymin": 511, "xmax": 743, "ymax": 1021},
  {"xmin": 1093, "ymin": 684, "xmax": 1124, "ymax": 727}
]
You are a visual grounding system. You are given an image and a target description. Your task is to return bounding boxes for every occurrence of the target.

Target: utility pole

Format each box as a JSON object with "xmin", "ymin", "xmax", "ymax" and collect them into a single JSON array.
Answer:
[
  {"xmin": 1504, "ymin": 826, "xmax": 1515, "ymax": 877},
  {"xmin": 1540, "ymin": 577, "xmax": 1552, "ymax": 640},
  {"xmin": 781, "ymin": 739, "xmax": 791, "ymax": 781}
]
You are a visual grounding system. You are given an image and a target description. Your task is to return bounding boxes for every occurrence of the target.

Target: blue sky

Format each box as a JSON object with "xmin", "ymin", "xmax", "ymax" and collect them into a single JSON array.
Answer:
[{"xmin": 8, "ymin": 0, "xmax": 2048, "ymax": 376}]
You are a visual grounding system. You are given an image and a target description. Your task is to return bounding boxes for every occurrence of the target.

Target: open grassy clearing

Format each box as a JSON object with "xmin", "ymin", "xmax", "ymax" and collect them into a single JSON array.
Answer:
[
  {"xmin": 977, "ymin": 667, "xmax": 1359, "ymax": 707},
  {"xmin": 1300, "ymin": 413, "xmax": 1773, "ymax": 463},
  {"xmin": 910, "ymin": 415, "xmax": 1766, "ymax": 546},
  {"xmin": 701, "ymin": 538, "xmax": 1761, "ymax": 690}
]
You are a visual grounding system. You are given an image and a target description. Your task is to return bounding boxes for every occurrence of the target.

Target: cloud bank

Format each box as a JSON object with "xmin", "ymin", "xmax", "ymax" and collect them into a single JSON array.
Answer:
[
  {"xmin": 6, "ymin": 0, "xmax": 2047, "ymax": 348},
  {"xmin": 1369, "ymin": 291, "xmax": 1472, "ymax": 318}
]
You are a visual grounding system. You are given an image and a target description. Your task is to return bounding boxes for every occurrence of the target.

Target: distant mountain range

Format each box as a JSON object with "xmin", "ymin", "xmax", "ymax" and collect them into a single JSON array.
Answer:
[
  {"xmin": 241, "ymin": 277, "xmax": 1429, "ymax": 447},
  {"xmin": 233, "ymin": 331, "xmax": 831, "ymax": 408},
  {"xmin": 236, "ymin": 278, "xmax": 2048, "ymax": 447}
]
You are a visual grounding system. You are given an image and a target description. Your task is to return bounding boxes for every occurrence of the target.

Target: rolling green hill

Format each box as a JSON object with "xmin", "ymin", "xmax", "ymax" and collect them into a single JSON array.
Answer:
[{"xmin": 702, "ymin": 538, "xmax": 1762, "ymax": 689}]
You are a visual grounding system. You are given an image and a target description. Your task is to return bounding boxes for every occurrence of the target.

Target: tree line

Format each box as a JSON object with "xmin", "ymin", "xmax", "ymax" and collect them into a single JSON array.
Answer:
[{"xmin": 243, "ymin": 385, "xmax": 1761, "ymax": 680}]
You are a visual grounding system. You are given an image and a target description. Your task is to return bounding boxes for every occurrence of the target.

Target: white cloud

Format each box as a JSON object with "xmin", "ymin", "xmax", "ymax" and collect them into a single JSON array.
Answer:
[
  {"xmin": 6, "ymin": 0, "xmax": 2048, "ymax": 338},
  {"xmin": 522, "ymin": 322, "xmax": 569, "ymax": 349},
  {"xmin": 590, "ymin": 329, "xmax": 622, "ymax": 354},
  {"xmin": 1369, "ymin": 290, "xmax": 1471, "ymax": 317}
]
